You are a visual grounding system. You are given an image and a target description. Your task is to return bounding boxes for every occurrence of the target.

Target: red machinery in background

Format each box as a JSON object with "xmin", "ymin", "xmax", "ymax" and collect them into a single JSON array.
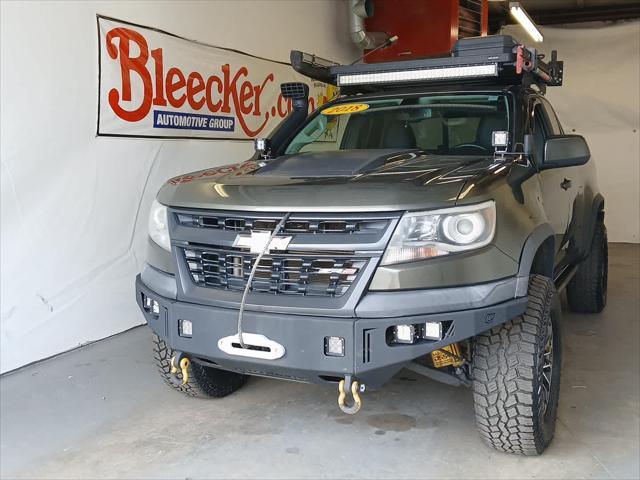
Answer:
[{"xmin": 361, "ymin": 0, "xmax": 489, "ymax": 63}]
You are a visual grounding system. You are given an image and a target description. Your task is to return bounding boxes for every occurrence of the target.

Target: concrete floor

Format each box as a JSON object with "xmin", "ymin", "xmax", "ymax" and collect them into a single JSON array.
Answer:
[{"xmin": 1, "ymin": 243, "xmax": 638, "ymax": 480}]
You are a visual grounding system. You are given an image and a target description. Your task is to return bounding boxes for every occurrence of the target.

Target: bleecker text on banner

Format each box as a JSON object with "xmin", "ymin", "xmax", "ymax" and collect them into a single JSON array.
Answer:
[{"xmin": 97, "ymin": 16, "xmax": 337, "ymax": 140}]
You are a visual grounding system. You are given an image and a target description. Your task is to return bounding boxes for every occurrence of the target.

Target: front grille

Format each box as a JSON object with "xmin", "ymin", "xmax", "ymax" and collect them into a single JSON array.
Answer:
[
  {"xmin": 182, "ymin": 246, "xmax": 366, "ymax": 297},
  {"xmin": 175, "ymin": 212, "xmax": 390, "ymax": 235}
]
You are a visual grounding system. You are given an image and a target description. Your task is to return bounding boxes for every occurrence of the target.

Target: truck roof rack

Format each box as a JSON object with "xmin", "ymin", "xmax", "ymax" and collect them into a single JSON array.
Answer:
[
  {"xmin": 289, "ymin": 51, "xmax": 340, "ymax": 85},
  {"xmin": 291, "ymin": 35, "xmax": 563, "ymax": 94}
]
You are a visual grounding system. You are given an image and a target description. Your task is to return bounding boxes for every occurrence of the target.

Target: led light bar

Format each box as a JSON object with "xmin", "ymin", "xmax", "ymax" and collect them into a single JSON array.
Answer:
[{"xmin": 337, "ymin": 63, "xmax": 498, "ymax": 86}]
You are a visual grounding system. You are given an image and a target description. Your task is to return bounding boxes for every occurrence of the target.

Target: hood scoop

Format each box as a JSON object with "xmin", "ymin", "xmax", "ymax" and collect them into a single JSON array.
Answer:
[{"xmin": 255, "ymin": 150, "xmax": 418, "ymax": 178}]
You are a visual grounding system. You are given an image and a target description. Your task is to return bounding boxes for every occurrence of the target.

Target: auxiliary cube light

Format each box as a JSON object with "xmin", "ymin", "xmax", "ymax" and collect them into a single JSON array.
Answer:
[
  {"xmin": 337, "ymin": 63, "xmax": 498, "ymax": 87},
  {"xmin": 142, "ymin": 294, "xmax": 160, "ymax": 316},
  {"xmin": 392, "ymin": 322, "xmax": 443, "ymax": 344},
  {"xmin": 423, "ymin": 322, "xmax": 443, "ymax": 341},
  {"xmin": 394, "ymin": 324, "xmax": 417, "ymax": 344},
  {"xmin": 324, "ymin": 336, "xmax": 345, "ymax": 357},
  {"xmin": 492, "ymin": 131, "xmax": 509, "ymax": 147},
  {"xmin": 179, "ymin": 319, "xmax": 193, "ymax": 338}
]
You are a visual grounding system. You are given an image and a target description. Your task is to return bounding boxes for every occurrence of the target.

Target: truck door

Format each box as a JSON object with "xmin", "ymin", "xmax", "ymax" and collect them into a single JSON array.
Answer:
[{"xmin": 530, "ymin": 98, "xmax": 578, "ymax": 273}]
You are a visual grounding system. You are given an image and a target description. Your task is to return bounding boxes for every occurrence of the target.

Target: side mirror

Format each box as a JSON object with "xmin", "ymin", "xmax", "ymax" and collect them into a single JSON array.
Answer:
[{"xmin": 543, "ymin": 135, "xmax": 590, "ymax": 168}]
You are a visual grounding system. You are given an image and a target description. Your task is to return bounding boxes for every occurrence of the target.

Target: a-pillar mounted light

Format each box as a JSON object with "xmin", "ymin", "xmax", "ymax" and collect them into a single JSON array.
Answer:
[{"xmin": 509, "ymin": 2, "xmax": 544, "ymax": 43}]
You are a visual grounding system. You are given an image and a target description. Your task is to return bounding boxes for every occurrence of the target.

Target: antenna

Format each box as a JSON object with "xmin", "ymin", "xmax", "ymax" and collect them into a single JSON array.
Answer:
[{"xmin": 349, "ymin": 35, "xmax": 399, "ymax": 65}]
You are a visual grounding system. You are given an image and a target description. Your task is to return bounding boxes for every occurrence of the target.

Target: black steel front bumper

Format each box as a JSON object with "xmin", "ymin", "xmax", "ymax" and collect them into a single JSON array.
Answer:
[{"xmin": 136, "ymin": 274, "xmax": 528, "ymax": 387}]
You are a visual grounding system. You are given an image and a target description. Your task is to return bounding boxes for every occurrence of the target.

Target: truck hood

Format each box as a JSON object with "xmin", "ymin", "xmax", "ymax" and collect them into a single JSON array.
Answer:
[{"xmin": 158, "ymin": 149, "xmax": 497, "ymax": 212}]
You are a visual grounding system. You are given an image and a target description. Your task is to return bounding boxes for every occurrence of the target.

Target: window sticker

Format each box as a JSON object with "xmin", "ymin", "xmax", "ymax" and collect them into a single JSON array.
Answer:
[{"xmin": 322, "ymin": 103, "xmax": 369, "ymax": 115}]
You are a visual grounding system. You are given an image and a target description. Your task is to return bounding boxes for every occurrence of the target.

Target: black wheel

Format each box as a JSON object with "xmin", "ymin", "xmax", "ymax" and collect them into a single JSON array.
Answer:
[
  {"xmin": 471, "ymin": 275, "xmax": 562, "ymax": 455},
  {"xmin": 153, "ymin": 334, "xmax": 247, "ymax": 398},
  {"xmin": 567, "ymin": 220, "xmax": 608, "ymax": 313}
]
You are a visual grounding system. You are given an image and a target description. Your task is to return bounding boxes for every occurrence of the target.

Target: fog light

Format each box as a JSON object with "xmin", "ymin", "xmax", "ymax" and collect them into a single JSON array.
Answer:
[
  {"xmin": 179, "ymin": 319, "xmax": 193, "ymax": 338},
  {"xmin": 324, "ymin": 336, "xmax": 345, "ymax": 357},
  {"xmin": 393, "ymin": 324, "xmax": 416, "ymax": 344},
  {"xmin": 142, "ymin": 294, "xmax": 160, "ymax": 316},
  {"xmin": 423, "ymin": 322, "xmax": 442, "ymax": 340}
]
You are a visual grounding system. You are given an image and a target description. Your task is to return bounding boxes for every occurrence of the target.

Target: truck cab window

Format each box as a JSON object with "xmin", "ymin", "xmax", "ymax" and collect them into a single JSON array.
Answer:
[{"xmin": 284, "ymin": 94, "xmax": 510, "ymax": 155}]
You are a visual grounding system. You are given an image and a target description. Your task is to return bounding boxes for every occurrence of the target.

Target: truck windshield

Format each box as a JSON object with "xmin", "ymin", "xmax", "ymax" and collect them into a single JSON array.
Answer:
[{"xmin": 284, "ymin": 94, "xmax": 510, "ymax": 156}]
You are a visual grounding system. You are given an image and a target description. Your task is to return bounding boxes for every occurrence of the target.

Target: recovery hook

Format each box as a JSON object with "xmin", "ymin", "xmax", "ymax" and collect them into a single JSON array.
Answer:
[
  {"xmin": 170, "ymin": 353, "xmax": 191, "ymax": 385},
  {"xmin": 338, "ymin": 375, "xmax": 363, "ymax": 415}
]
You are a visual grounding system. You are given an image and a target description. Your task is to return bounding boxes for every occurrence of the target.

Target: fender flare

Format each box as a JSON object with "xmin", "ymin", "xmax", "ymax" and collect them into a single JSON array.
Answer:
[
  {"xmin": 517, "ymin": 223, "xmax": 555, "ymax": 277},
  {"xmin": 584, "ymin": 193, "xmax": 605, "ymax": 250}
]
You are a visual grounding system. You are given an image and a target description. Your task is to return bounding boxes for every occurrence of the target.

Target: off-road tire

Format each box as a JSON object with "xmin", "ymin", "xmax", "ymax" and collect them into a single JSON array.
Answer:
[
  {"xmin": 153, "ymin": 334, "xmax": 247, "ymax": 398},
  {"xmin": 471, "ymin": 275, "xmax": 562, "ymax": 455},
  {"xmin": 566, "ymin": 220, "xmax": 608, "ymax": 313}
]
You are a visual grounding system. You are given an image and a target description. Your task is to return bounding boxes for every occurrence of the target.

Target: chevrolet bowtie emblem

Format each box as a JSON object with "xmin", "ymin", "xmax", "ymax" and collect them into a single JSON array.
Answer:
[{"xmin": 233, "ymin": 231, "xmax": 292, "ymax": 254}]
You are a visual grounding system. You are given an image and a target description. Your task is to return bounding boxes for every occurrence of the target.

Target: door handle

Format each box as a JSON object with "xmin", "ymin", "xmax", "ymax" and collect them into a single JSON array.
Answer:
[{"xmin": 561, "ymin": 178, "xmax": 572, "ymax": 190}]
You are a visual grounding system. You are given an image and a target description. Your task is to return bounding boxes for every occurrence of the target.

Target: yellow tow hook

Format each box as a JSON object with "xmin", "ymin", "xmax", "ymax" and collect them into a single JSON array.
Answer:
[
  {"xmin": 170, "ymin": 355, "xmax": 190, "ymax": 385},
  {"xmin": 338, "ymin": 376, "xmax": 364, "ymax": 415}
]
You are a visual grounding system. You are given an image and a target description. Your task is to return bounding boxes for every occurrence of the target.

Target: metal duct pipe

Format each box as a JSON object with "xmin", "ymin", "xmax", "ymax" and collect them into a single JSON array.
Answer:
[{"xmin": 349, "ymin": 0, "xmax": 388, "ymax": 50}]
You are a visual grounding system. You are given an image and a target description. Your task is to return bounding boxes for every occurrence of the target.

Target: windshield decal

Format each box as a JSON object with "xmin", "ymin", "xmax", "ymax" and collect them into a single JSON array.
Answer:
[{"xmin": 322, "ymin": 103, "xmax": 369, "ymax": 115}]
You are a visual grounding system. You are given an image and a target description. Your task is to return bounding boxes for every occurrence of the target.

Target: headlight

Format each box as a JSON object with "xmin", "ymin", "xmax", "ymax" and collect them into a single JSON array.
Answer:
[
  {"xmin": 148, "ymin": 199, "xmax": 171, "ymax": 252},
  {"xmin": 381, "ymin": 201, "xmax": 496, "ymax": 265}
]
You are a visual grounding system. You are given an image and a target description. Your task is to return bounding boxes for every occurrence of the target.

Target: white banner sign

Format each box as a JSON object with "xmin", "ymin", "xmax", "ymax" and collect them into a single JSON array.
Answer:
[{"xmin": 97, "ymin": 16, "xmax": 336, "ymax": 140}]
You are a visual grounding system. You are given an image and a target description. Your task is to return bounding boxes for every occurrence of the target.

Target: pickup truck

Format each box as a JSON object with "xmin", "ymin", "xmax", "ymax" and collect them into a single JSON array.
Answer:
[{"xmin": 136, "ymin": 35, "xmax": 607, "ymax": 455}]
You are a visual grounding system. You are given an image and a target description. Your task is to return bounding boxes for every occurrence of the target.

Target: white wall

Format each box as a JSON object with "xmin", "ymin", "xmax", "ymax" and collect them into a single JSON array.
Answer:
[
  {"xmin": 503, "ymin": 21, "xmax": 640, "ymax": 243},
  {"xmin": 0, "ymin": 0, "xmax": 358, "ymax": 373}
]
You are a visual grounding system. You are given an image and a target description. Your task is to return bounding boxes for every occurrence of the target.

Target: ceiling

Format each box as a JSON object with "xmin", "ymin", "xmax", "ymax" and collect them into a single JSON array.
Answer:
[{"xmin": 488, "ymin": 0, "xmax": 640, "ymax": 31}]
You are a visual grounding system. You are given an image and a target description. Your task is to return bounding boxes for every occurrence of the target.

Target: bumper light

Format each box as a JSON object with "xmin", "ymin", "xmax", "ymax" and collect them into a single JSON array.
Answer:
[
  {"xmin": 393, "ymin": 324, "xmax": 416, "ymax": 344},
  {"xmin": 179, "ymin": 319, "xmax": 193, "ymax": 338},
  {"xmin": 423, "ymin": 322, "xmax": 443, "ymax": 341},
  {"xmin": 391, "ymin": 322, "xmax": 443, "ymax": 345},
  {"xmin": 324, "ymin": 336, "xmax": 345, "ymax": 357},
  {"xmin": 142, "ymin": 294, "xmax": 160, "ymax": 316}
]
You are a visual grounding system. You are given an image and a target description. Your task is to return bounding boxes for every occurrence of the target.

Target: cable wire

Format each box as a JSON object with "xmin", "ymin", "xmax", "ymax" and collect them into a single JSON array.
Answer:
[{"xmin": 236, "ymin": 213, "xmax": 290, "ymax": 348}]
